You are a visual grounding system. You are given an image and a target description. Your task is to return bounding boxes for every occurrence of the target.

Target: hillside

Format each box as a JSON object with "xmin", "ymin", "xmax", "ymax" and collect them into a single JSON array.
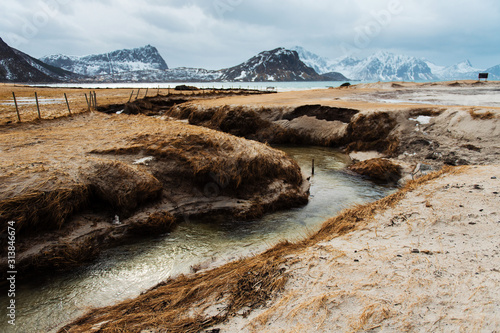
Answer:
[{"xmin": 0, "ymin": 37, "xmax": 76, "ymax": 82}]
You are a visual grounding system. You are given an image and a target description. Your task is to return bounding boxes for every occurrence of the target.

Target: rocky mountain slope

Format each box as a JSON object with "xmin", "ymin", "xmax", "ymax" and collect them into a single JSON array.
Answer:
[
  {"xmin": 0, "ymin": 37, "xmax": 76, "ymax": 82},
  {"xmin": 40, "ymin": 45, "xmax": 168, "ymax": 76}
]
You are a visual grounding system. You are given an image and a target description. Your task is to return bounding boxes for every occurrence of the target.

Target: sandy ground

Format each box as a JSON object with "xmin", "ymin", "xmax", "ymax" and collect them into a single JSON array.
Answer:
[{"xmin": 213, "ymin": 165, "xmax": 500, "ymax": 332}]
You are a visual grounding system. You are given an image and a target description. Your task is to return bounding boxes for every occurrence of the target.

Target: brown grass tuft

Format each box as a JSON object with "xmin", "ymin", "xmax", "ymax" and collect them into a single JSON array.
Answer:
[
  {"xmin": 85, "ymin": 160, "xmax": 163, "ymax": 216},
  {"xmin": 469, "ymin": 109, "xmax": 496, "ymax": 120},
  {"xmin": 348, "ymin": 158, "xmax": 402, "ymax": 183},
  {"xmin": 345, "ymin": 112, "xmax": 399, "ymax": 155},
  {"xmin": 0, "ymin": 184, "xmax": 89, "ymax": 236}
]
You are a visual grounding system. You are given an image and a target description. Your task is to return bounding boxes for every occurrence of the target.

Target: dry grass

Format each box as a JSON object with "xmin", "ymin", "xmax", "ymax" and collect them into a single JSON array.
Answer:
[
  {"xmin": 469, "ymin": 109, "xmax": 496, "ymax": 120},
  {"xmin": 0, "ymin": 84, "xmax": 263, "ymax": 125},
  {"xmin": 0, "ymin": 184, "xmax": 89, "ymax": 236},
  {"xmin": 348, "ymin": 158, "xmax": 402, "ymax": 183},
  {"xmin": 0, "ymin": 110, "xmax": 305, "ymax": 246},
  {"xmin": 345, "ymin": 112, "xmax": 399, "ymax": 155},
  {"xmin": 59, "ymin": 165, "xmax": 464, "ymax": 333}
]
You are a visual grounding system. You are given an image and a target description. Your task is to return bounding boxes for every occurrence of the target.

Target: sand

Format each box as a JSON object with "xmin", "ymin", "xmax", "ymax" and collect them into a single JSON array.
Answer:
[{"xmin": 215, "ymin": 165, "xmax": 500, "ymax": 332}]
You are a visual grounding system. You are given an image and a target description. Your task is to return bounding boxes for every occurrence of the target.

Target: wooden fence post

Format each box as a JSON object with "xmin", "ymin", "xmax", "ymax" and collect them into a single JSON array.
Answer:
[
  {"xmin": 64, "ymin": 93, "xmax": 72, "ymax": 115},
  {"xmin": 85, "ymin": 93, "xmax": 90, "ymax": 111},
  {"xmin": 35, "ymin": 92, "xmax": 41, "ymax": 119},
  {"xmin": 93, "ymin": 91, "xmax": 97, "ymax": 108},
  {"xmin": 312, "ymin": 159, "xmax": 315, "ymax": 176},
  {"xmin": 135, "ymin": 89, "xmax": 141, "ymax": 99},
  {"xmin": 12, "ymin": 92, "xmax": 20, "ymax": 122},
  {"xmin": 144, "ymin": 88, "xmax": 148, "ymax": 98},
  {"xmin": 89, "ymin": 91, "xmax": 94, "ymax": 110},
  {"xmin": 128, "ymin": 90, "xmax": 134, "ymax": 103}
]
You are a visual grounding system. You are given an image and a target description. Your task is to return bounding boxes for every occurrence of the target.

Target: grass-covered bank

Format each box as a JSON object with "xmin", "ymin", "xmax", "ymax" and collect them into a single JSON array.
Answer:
[{"xmin": 0, "ymin": 111, "xmax": 308, "ymax": 281}]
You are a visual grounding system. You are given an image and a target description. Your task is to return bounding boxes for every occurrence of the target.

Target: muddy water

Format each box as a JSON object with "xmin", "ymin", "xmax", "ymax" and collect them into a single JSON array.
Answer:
[{"xmin": 1, "ymin": 146, "xmax": 393, "ymax": 333}]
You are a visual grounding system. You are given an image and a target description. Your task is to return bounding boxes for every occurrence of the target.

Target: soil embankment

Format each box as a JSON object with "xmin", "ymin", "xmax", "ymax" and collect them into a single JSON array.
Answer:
[{"xmin": 0, "ymin": 110, "xmax": 308, "ymax": 280}]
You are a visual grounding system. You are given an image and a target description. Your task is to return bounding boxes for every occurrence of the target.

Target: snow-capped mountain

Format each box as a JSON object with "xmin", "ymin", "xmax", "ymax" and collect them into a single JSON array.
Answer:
[
  {"xmin": 428, "ymin": 60, "xmax": 484, "ymax": 80},
  {"xmin": 40, "ymin": 45, "xmax": 168, "ymax": 76},
  {"xmin": 219, "ymin": 47, "xmax": 343, "ymax": 82},
  {"xmin": 94, "ymin": 67, "xmax": 222, "ymax": 83},
  {"xmin": 291, "ymin": 46, "xmax": 333, "ymax": 74},
  {"xmin": 295, "ymin": 48, "xmax": 434, "ymax": 81},
  {"xmin": 0, "ymin": 37, "xmax": 76, "ymax": 82},
  {"xmin": 485, "ymin": 64, "xmax": 500, "ymax": 79}
]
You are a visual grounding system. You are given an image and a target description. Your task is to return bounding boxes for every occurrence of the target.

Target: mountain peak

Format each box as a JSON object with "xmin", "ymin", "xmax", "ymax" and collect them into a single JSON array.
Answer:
[
  {"xmin": 219, "ymin": 47, "xmax": 330, "ymax": 82},
  {"xmin": 40, "ymin": 44, "xmax": 168, "ymax": 76}
]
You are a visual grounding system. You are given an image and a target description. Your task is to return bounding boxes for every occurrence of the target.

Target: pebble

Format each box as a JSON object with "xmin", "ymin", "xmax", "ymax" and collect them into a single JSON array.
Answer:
[{"xmin": 411, "ymin": 249, "xmax": 420, "ymax": 254}]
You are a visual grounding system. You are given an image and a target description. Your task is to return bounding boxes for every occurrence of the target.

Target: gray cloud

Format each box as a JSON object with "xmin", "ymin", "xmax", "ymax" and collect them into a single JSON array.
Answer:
[{"xmin": 1, "ymin": 0, "xmax": 499, "ymax": 69}]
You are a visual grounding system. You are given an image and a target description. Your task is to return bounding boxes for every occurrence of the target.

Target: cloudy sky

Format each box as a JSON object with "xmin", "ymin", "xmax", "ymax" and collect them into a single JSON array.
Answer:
[{"xmin": 1, "ymin": 0, "xmax": 499, "ymax": 69}]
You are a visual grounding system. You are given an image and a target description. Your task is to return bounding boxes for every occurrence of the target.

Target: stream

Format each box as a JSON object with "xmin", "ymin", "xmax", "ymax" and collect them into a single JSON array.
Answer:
[{"xmin": 0, "ymin": 146, "xmax": 394, "ymax": 332}]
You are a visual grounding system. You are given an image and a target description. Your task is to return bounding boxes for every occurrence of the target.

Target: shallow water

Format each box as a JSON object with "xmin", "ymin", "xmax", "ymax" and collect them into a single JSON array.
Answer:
[{"xmin": 0, "ymin": 146, "xmax": 393, "ymax": 332}]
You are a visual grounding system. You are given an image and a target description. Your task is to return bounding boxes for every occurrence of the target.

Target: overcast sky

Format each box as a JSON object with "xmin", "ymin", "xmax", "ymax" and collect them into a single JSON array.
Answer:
[{"xmin": 1, "ymin": 0, "xmax": 499, "ymax": 69}]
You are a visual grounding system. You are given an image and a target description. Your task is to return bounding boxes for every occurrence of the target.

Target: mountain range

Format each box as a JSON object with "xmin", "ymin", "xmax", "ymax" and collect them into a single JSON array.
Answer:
[
  {"xmin": 1, "ymin": 36, "xmax": 498, "ymax": 83},
  {"xmin": 292, "ymin": 46, "xmax": 499, "ymax": 81}
]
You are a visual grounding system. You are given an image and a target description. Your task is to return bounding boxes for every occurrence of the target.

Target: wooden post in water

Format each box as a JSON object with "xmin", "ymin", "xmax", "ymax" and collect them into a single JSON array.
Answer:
[
  {"xmin": 312, "ymin": 159, "xmax": 315, "ymax": 176},
  {"xmin": 128, "ymin": 90, "xmax": 134, "ymax": 103},
  {"xmin": 35, "ymin": 92, "xmax": 41, "ymax": 119},
  {"xmin": 12, "ymin": 92, "xmax": 20, "ymax": 122},
  {"xmin": 64, "ymin": 93, "xmax": 72, "ymax": 115}
]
